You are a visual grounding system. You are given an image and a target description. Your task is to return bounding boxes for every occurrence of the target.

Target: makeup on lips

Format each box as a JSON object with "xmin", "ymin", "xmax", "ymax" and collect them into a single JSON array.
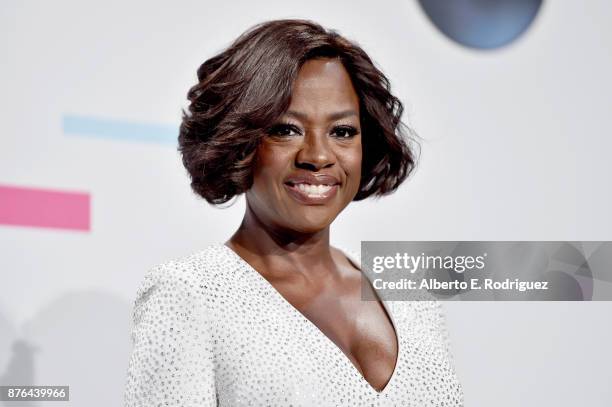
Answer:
[{"xmin": 283, "ymin": 173, "xmax": 340, "ymax": 205}]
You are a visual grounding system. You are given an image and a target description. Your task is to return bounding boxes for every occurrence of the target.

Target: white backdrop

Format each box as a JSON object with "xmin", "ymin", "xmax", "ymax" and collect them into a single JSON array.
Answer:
[{"xmin": 1, "ymin": 0, "xmax": 611, "ymax": 405}]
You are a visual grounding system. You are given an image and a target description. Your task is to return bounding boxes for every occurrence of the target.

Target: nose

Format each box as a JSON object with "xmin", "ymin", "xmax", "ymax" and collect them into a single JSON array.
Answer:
[{"xmin": 295, "ymin": 131, "xmax": 335, "ymax": 171}]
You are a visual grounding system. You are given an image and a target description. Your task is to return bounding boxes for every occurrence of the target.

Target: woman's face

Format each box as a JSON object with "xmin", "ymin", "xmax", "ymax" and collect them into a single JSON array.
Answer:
[{"xmin": 246, "ymin": 57, "xmax": 362, "ymax": 235}]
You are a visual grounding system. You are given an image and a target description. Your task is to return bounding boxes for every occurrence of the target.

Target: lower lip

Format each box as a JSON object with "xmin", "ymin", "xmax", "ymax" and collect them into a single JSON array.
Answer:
[{"xmin": 283, "ymin": 183, "xmax": 339, "ymax": 205}]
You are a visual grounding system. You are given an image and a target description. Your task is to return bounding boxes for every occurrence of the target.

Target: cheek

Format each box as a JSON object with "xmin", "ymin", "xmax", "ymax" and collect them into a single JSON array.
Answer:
[
  {"xmin": 336, "ymin": 144, "xmax": 363, "ymax": 199},
  {"xmin": 345, "ymin": 143, "xmax": 363, "ymax": 183},
  {"xmin": 255, "ymin": 142, "xmax": 278, "ymax": 169},
  {"xmin": 252, "ymin": 144, "xmax": 293, "ymax": 190}
]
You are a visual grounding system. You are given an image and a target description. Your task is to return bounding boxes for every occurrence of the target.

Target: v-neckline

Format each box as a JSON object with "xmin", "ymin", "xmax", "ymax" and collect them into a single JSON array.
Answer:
[{"xmin": 220, "ymin": 243, "xmax": 401, "ymax": 395}]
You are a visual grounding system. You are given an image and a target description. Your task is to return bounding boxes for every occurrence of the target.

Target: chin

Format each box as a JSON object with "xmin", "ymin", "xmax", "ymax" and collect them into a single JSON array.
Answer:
[{"xmin": 287, "ymin": 213, "xmax": 337, "ymax": 234}]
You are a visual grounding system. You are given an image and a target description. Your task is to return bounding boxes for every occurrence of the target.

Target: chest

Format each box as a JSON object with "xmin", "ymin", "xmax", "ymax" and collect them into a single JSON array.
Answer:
[
  {"xmin": 231, "ymin": 268, "xmax": 399, "ymax": 392},
  {"xmin": 209, "ymin": 274, "xmax": 462, "ymax": 406}
]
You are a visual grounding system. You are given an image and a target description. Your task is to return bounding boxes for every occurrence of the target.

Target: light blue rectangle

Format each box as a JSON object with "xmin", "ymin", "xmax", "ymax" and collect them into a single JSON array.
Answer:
[{"xmin": 63, "ymin": 115, "xmax": 178, "ymax": 144}]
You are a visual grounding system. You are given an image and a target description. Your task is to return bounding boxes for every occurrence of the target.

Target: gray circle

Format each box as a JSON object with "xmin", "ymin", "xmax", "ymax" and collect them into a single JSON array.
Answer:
[{"xmin": 418, "ymin": 0, "xmax": 543, "ymax": 49}]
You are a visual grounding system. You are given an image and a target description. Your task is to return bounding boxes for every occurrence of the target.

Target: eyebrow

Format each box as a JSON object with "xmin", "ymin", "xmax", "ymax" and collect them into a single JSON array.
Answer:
[{"xmin": 285, "ymin": 109, "xmax": 359, "ymax": 122}]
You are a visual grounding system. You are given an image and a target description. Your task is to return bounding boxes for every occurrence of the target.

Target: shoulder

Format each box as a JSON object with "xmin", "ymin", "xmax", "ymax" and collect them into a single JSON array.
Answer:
[
  {"xmin": 143, "ymin": 243, "xmax": 236, "ymax": 281},
  {"xmin": 133, "ymin": 244, "xmax": 239, "ymax": 311},
  {"xmin": 126, "ymin": 251, "xmax": 219, "ymax": 406},
  {"xmin": 389, "ymin": 299, "xmax": 452, "ymax": 353},
  {"xmin": 331, "ymin": 245, "xmax": 361, "ymax": 274}
]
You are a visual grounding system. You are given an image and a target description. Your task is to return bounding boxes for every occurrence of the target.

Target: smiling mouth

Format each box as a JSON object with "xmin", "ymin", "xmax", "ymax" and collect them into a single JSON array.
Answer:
[
  {"xmin": 288, "ymin": 182, "xmax": 333, "ymax": 195},
  {"xmin": 284, "ymin": 182, "xmax": 339, "ymax": 204}
]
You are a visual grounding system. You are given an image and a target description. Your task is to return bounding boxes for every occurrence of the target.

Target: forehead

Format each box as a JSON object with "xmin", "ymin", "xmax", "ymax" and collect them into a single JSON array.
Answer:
[{"xmin": 288, "ymin": 58, "xmax": 359, "ymax": 114}]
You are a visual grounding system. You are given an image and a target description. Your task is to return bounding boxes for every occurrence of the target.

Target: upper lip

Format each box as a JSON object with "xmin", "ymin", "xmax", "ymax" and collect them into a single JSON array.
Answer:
[{"xmin": 284, "ymin": 173, "xmax": 341, "ymax": 186}]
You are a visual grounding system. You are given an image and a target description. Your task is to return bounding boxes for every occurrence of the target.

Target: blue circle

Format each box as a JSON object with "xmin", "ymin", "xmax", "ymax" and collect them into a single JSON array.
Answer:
[{"xmin": 418, "ymin": 0, "xmax": 543, "ymax": 49}]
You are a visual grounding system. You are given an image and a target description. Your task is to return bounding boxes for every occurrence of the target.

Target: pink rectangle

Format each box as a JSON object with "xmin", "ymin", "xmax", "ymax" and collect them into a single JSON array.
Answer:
[{"xmin": 0, "ymin": 184, "xmax": 90, "ymax": 231}]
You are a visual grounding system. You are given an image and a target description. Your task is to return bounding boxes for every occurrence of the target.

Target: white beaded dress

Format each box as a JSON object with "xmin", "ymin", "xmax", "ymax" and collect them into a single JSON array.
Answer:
[{"xmin": 124, "ymin": 244, "xmax": 464, "ymax": 406}]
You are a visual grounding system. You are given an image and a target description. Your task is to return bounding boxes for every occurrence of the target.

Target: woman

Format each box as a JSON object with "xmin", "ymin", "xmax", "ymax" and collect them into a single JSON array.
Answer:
[{"xmin": 125, "ymin": 19, "xmax": 463, "ymax": 406}]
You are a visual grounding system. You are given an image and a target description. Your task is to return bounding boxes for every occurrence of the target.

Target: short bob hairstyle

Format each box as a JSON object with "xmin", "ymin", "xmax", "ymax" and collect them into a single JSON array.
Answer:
[{"xmin": 178, "ymin": 19, "xmax": 417, "ymax": 205}]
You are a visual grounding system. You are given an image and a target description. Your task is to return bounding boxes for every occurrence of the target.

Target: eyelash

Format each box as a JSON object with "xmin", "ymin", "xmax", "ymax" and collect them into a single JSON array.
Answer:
[{"xmin": 268, "ymin": 122, "xmax": 359, "ymax": 139}]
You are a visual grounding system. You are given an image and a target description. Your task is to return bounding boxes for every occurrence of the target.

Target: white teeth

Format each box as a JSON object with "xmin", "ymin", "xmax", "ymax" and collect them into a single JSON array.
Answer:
[{"xmin": 295, "ymin": 183, "xmax": 333, "ymax": 196}]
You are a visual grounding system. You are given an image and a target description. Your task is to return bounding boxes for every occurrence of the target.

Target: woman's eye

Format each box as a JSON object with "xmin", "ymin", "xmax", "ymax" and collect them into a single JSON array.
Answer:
[
  {"xmin": 268, "ymin": 124, "xmax": 358, "ymax": 138},
  {"xmin": 332, "ymin": 126, "xmax": 358, "ymax": 138},
  {"xmin": 268, "ymin": 124, "xmax": 300, "ymax": 137}
]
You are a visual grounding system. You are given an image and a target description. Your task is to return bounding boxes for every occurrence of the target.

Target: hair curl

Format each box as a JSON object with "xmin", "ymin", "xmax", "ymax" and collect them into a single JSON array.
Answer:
[{"xmin": 178, "ymin": 19, "xmax": 418, "ymax": 205}]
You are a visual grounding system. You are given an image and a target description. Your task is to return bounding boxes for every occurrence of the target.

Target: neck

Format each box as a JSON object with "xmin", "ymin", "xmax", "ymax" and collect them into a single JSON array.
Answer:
[{"xmin": 226, "ymin": 203, "xmax": 335, "ymax": 276}]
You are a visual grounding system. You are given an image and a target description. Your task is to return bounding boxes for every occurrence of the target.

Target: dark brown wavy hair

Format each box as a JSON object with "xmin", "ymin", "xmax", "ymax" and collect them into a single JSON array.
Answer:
[{"xmin": 178, "ymin": 19, "xmax": 418, "ymax": 205}]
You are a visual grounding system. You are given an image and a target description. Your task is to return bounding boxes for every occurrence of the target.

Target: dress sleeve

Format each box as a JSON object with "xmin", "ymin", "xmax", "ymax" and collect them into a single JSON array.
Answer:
[{"xmin": 124, "ymin": 264, "xmax": 217, "ymax": 406}]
